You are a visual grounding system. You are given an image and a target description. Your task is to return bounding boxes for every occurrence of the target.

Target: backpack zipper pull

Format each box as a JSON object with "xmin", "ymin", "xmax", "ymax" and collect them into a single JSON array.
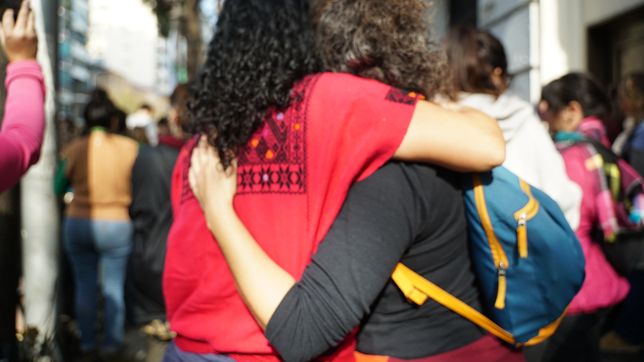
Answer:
[
  {"xmin": 495, "ymin": 262, "xmax": 507, "ymax": 310},
  {"xmin": 517, "ymin": 214, "xmax": 528, "ymax": 258}
]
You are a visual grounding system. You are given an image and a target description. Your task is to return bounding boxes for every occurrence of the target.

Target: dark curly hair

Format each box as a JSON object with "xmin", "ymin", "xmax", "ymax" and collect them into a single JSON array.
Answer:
[
  {"xmin": 313, "ymin": 0, "xmax": 450, "ymax": 100},
  {"xmin": 188, "ymin": 0, "xmax": 320, "ymax": 167}
]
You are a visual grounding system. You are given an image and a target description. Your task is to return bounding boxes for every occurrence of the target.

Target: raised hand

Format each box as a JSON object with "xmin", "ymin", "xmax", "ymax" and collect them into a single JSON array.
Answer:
[{"xmin": 0, "ymin": 0, "xmax": 37, "ymax": 62}]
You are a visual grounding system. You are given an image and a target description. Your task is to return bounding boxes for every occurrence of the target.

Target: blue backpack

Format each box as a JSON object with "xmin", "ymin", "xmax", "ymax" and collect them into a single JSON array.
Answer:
[{"xmin": 392, "ymin": 167, "xmax": 585, "ymax": 346}]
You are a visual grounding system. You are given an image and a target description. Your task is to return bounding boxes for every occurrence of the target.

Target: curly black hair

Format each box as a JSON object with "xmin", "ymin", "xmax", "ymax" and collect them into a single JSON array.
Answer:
[
  {"xmin": 313, "ymin": 0, "xmax": 449, "ymax": 100},
  {"xmin": 188, "ymin": 0, "xmax": 320, "ymax": 167}
]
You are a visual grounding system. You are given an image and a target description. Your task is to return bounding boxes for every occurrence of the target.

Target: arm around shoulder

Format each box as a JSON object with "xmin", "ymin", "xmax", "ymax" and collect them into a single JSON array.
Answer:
[{"xmin": 394, "ymin": 101, "xmax": 505, "ymax": 172}]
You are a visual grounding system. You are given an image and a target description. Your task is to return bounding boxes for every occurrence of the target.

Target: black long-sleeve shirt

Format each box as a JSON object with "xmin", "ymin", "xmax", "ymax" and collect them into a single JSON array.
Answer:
[
  {"xmin": 127, "ymin": 143, "xmax": 180, "ymax": 325},
  {"xmin": 266, "ymin": 163, "xmax": 484, "ymax": 361}
]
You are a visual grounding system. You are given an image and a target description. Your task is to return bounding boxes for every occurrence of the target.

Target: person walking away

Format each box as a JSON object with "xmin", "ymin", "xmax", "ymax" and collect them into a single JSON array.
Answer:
[
  {"xmin": 55, "ymin": 89, "xmax": 138, "ymax": 361},
  {"xmin": 126, "ymin": 84, "xmax": 189, "ymax": 346},
  {"xmin": 127, "ymin": 104, "xmax": 158, "ymax": 146},
  {"xmin": 600, "ymin": 73, "xmax": 644, "ymax": 355},
  {"xmin": 537, "ymin": 73, "xmax": 630, "ymax": 362}
]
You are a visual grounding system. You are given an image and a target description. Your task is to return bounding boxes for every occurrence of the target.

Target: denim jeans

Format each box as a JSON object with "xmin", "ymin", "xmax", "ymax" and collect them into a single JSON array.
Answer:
[
  {"xmin": 163, "ymin": 342, "xmax": 237, "ymax": 362},
  {"xmin": 63, "ymin": 217, "xmax": 132, "ymax": 353}
]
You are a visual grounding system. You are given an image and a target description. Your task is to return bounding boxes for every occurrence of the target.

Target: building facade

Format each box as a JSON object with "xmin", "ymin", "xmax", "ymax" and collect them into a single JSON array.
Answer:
[
  {"xmin": 58, "ymin": 0, "xmax": 100, "ymax": 124},
  {"xmin": 435, "ymin": 0, "xmax": 644, "ymax": 103}
]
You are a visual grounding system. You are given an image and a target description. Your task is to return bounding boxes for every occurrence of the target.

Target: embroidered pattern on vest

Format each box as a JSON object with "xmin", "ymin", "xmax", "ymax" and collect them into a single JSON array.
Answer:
[
  {"xmin": 386, "ymin": 88, "xmax": 425, "ymax": 105},
  {"xmin": 236, "ymin": 75, "xmax": 317, "ymax": 194}
]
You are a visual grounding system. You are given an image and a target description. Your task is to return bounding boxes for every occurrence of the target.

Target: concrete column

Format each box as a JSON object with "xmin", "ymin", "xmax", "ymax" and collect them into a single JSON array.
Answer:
[{"xmin": 20, "ymin": 0, "xmax": 60, "ymax": 353}]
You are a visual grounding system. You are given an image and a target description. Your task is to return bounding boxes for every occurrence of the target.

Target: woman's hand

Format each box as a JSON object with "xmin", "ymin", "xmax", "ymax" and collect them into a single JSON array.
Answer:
[
  {"xmin": 0, "ymin": 0, "xmax": 37, "ymax": 62},
  {"xmin": 188, "ymin": 135, "xmax": 295, "ymax": 329},
  {"xmin": 188, "ymin": 136, "xmax": 238, "ymax": 222}
]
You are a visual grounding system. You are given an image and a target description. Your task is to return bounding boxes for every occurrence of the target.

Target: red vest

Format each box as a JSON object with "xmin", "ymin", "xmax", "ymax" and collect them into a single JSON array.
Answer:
[{"xmin": 164, "ymin": 72, "xmax": 418, "ymax": 361}]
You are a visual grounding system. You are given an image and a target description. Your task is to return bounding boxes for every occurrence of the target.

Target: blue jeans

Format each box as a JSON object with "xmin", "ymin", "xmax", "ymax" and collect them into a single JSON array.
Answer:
[
  {"xmin": 63, "ymin": 218, "xmax": 132, "ymax": 352},
  {"xmin": 163, "ymin": 342, "xmax": 236, "ymax": 362}
]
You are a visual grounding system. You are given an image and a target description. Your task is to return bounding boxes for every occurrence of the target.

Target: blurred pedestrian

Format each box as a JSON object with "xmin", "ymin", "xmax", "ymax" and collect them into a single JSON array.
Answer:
[
  {"xmin": 0, "ymin": 0, "xmax": 45, "ymax": 192},
  {"xmin": 537, "ymin": 73, "xmax": 630, "ymax": 362},
  {"xmin": 600, "ymin": 73, "xmax": 644, "ymax": 355},
  {"xmin": 446, "ymin": 26, "xmax": 582, "ymax": 230},
  {"xmin": 55, "ymin": 89, "xmax": 138, "ymax": 361},
  {"xmin": 126, "ymin": 84, "xmax": 189, "ymax": 339},
  {"xmin": 614, "ymin": 73, "xmax": 644, "ymax": 172},
  {"xmin": 127, "ymin": 104, "xmax": 158, "ymax": 146}
]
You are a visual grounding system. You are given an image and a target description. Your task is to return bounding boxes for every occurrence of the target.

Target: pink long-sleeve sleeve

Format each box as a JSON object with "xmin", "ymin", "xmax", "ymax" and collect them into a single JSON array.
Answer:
[{"xmin": 0, "ymin": 60, "xmax": 46, "ymax": 192}]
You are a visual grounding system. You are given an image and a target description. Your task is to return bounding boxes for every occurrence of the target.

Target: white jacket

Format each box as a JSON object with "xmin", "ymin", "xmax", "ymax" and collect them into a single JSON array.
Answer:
[{"xmin": 460, "ymin": 92, "xmax": 582, "ymax": 230}]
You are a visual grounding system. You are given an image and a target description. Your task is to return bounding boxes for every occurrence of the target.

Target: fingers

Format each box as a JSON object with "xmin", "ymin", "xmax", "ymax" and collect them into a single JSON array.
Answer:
[
  {"xmin": 226, "ymin": 156, "xmax": 238, "ymax": 177},
  {"xmin": 26, "ymin": 11, "xmax": 35, "ymax": 38},
  {"xmin": 15, "ymin": 0, "xmax": 30, "ymax": 32},
  {"xmin": 189, "ymin": 148, "xmax": 202, "ymax": 196},
  {"xmin": 2, "ymin": 9, "xmax": 15, "ymax": 36},
  {"xmin": 188, "ymin": 164, "xmax": 197, "ymax": 193},
  {"xmin": 192, "ymin": 134, "xmax": 237, "ymax": 177}
]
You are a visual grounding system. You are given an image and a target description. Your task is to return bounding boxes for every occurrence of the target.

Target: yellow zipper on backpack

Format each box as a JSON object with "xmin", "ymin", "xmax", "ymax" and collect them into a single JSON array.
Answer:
[
  {"xmin": 513, "ymin": 180, "xmax": 540, "ymax": 259},
  {"xmin": 473, "ymin": 174, "xmax": 510, "ymax": 310},
  {"xmin": 473, "ymin": 175, "xmax": 540, "ymax": 310}
]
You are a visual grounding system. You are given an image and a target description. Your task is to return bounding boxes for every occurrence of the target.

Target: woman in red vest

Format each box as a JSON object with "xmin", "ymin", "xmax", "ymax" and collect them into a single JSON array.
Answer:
[{"xmin": 163, "ymin": 1, "xmax": 506, "ymax": 361}]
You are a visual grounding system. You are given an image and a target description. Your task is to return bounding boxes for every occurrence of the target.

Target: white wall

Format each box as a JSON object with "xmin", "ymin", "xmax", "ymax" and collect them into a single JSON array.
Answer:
[
  {"xmin": 539, "ymin": 0, "xmax": 585, "ymax": 84},
  {"xmin": 478, "ymin": 0, "xmax": 539, "ymax": 101},
  {"xmin": 583, "ymin": 0, "xmax": 644, "ymax": 26},
  {"xmin": 20, "ymin": 0, "xmax": 60, "ymax": 341},
  {"xmin": 539, "ymin": 0, "xmax": 644, "ymax": 85},
  {"xmin": 430, "ymin": 0, "xmax": 450, "ymax": 40}
]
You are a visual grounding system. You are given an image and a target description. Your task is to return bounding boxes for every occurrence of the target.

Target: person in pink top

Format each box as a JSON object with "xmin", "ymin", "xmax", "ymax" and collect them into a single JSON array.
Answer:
[
  {"xmin": 0, "ymin": 0, "xmax": 45, "ymax": 193},
  {"xmin": 537, "ymin": 73, "xmax": 630, "ymax": 362}
]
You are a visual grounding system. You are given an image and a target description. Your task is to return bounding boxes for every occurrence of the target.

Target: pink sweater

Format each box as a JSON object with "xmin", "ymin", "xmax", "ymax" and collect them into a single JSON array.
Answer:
[{"xmin": 0, "ymin": 60, "xmax": 46, "ymax": 192}]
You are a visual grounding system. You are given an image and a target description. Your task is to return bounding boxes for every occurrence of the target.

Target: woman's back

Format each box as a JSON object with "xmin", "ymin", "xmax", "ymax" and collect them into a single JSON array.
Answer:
[
  {"xmin": 63, "ymin": 131, "xmax": 138, "ymax": 220},
  {"xmin": 265, "ymin": 163, "xmax": 522, "ymax": 361},
  {"xmin": 357, "ymin": 164, "xmax": 482, "ymax": 356}
]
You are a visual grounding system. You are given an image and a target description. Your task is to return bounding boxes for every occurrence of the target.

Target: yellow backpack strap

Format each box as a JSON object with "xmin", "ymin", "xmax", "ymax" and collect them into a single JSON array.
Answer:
[{"xmin": 391, "ymin": 263, "xmax": 517, "ymax": 345}]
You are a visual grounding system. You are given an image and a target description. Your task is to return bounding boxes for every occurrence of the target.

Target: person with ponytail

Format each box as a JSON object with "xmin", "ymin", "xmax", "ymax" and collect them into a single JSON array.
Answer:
[{"xmin": 537, "ymin": 73, "xmax": 629, "ymax": 362}]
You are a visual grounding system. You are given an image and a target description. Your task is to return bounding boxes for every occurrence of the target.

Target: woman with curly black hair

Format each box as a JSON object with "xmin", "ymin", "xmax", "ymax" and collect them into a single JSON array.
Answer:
[{"xmin": 164, "ymin": 1, "xmax": 506, "ymax": 361}]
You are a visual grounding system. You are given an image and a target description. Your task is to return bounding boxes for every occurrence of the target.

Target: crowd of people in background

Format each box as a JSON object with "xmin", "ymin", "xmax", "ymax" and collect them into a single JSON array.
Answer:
[{"xmin": 1, "ymin": 0, "xmax": 644, "ymax": 362}]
